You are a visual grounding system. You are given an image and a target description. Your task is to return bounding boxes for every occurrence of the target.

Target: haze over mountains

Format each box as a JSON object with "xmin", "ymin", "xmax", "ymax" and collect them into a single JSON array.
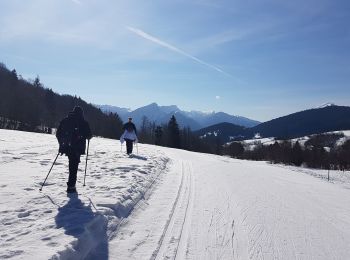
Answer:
[{"xmin": 97, "ymin": 103, "xmax": 260, "ymax": 130}]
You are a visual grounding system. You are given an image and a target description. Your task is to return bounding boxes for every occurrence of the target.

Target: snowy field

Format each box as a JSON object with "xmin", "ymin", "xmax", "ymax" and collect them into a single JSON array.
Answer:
[
  {"xmin": 241, "ymin": 130, "xmax": 350, "ymax": 150},
  {"xmin": 1, "ymin": 129, "xmax": 350, "ymax": 260}
]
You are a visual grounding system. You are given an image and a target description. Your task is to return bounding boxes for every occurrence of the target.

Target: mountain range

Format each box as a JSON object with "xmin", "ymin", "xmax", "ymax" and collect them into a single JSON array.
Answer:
[
  {"xmin": 196, "ymin": 105, "xmax": 350, "ymax": 144},
  {"xmin": 97, "ymin": 103, "xmax": 260, "ymax": 130}
]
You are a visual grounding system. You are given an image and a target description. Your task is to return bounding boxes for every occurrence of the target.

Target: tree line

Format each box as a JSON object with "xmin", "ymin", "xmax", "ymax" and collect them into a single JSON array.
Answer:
[
  {"xmin": 2, "ymin": 62, "xmax": 348, "ymax": 170},
  {"xmin": 0, "ymin": 63, "xmax": 215, "ymax": 153},
  {"xmin": 223, "ymin": 133, "xmax": 350, "ymax": 170},
  {"xmin": 0, "ymin": 63, "xmax": 123, "ymax": 139},
  {"xmin": 137, "ymin": 115, "xmax": 214, "ymax": 153}
]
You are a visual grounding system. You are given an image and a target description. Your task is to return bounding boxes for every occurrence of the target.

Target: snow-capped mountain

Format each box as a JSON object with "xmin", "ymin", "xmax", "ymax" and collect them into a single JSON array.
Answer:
[
  {"xmin": 96, "ymin": 103, "xmax": 260, "ymax": 130},
  {"xmin": 184, "ymin": 111, "xmax": 260, "ymax": 128},
  {"xmin": 97, "ymin": 104, "xmax": 131, "ymax": 118},
  {"xmin": 316, "ymin": 102, "xmax": 336, "ymax": 109}
]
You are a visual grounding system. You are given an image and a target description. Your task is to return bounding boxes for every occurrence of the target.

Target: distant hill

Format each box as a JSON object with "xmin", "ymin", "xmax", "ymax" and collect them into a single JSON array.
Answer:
[
  {"xmin": 195, "ymin": 122, "xmax": 246, "ymax": 144},
  {"xmin": 96, "ymin": 103, "xmax": 260, "ymax": 130},
  {"xmin": 183, "ymin": 111, "xmax": 260, "ymax": 128},
  {"xmin": 244, "ymin": 105, "xmax": 350, "ymax": 139},
  {"xmin": 97, "ymin": 104, "xmax": 130, "ymax": 118},
  {"xmin": 193, "ymin": 105, "xmax": 350, "ymax": 144}
]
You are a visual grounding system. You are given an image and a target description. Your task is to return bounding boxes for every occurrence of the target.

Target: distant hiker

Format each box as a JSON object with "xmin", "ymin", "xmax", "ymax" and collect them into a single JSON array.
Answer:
[
  {"xmin": 56, "ymin": 106, "xmax": 92, "ymax": 193},
  {"xmin": 120, "ymin": 117, "xmax": 138, "ymax": 155}
]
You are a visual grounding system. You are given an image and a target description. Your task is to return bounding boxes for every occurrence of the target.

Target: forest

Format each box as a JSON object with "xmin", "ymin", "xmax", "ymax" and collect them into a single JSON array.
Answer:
[
  {"xmin": 1, "ymin": 62, "xmax": 349, "ymax": 170},
  {"xmin": 0, "ymin": 63, "xmax": 123, "ymax": 139},
  {"xmin": 223, "ymin": 133, "xmax": 350, "ymax": 170}
]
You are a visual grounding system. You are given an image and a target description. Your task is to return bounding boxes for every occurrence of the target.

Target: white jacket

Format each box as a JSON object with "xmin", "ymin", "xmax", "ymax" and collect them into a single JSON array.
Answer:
[{"xmin": 120, "ymin": 130, "xmax": 138, "ymax": 144}]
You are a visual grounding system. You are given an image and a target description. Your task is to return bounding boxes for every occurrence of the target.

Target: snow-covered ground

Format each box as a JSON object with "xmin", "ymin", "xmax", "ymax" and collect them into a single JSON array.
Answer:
[
  {"xmin": 0, "ymin": 129, "xmax": 169, "ymax": 259},
  {"xmin": 1, "ymin": 129, "xmax": 350, "ymax": 259},
  {"xmin": 240, "ymin": 130, "xmax": 350, "ymax": 150}
]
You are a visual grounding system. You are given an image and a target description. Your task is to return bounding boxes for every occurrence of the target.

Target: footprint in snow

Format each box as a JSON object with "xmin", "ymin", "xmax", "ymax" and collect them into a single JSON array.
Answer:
[
  {"xmin": 18, "ymin": 212, "xmax": 30, "ymax": 218},
  {"xmin": 47, "ymin": 242, "xmax": 59, "ymax": 247}
]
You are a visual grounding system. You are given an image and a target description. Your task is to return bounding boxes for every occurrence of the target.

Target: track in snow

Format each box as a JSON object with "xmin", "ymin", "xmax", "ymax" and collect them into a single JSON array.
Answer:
[{"xmin": 151, "ymin": 161, "xmax": 194, "ymax": 260}]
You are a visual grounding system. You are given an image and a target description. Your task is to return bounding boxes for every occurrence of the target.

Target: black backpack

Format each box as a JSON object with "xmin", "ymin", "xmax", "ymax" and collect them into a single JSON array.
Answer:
[
  {"xmin": 126, "ymin": 124, "xmax": 134, "ymax": 133},
  {"xmin": 58, "ymin": 120, "xmax": 82, "ymax": 155}
]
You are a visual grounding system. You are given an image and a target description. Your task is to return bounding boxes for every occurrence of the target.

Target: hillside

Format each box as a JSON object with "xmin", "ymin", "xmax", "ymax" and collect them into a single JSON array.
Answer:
[
  {"xmin": 245, "ymin": 105, "xmax": 350, "ymax": 139},
  {"xmin": 195, "ymin": 122, "xmax": 246, "ymax": 143},
  {"xmin": 0, "ymin": 63, "xmax": 123, "ymax": 138},
  {"xmin": 195, "ymin": 105, "xmax": 350, "ymax": 144}
]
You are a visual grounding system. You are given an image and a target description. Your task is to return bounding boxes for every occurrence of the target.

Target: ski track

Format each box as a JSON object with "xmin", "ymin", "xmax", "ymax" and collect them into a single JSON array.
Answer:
[
  {"xmin": 152, "ymin": 161, "xmax": 194, "ymax": 260},
  {"xmin": 2, "ymin": 129, "xmax": 350, "ymax": 259}
]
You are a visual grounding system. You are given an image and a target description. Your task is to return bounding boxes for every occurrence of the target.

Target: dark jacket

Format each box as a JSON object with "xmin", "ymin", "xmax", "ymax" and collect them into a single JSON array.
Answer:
[
  {"xmin": 123, "ymin": 122, "xmax": 137, "ymax": 134},
  {"xmin": 56, "ymin": 112, "xmax": 92, "ymax": 155}
]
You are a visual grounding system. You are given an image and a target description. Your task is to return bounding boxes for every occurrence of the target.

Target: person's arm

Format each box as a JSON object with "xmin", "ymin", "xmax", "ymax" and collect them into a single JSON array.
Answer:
[
  {"xmin": 56, "ymin": 120, "xmax": 64, "ymax": 142},
  {"xmin": 132, "ymin": 123, "xmax": 137, "ymax": 135}
]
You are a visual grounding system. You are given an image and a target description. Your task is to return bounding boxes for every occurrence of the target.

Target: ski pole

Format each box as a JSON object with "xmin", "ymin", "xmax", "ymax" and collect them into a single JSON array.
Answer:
[
  {"xmin": 39, "ymin": 152, "xmax": 59, "ymax": 191},
  {"xmin": 83, "ymin": 139, "xmax": 90, "ymax": 187}
]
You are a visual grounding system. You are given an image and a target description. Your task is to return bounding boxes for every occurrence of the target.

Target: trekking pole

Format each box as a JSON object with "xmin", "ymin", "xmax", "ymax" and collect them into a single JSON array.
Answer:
[
  {"xmin": 83, "ymin": 139, "xmax": 90, "ymax": 187},
  {"xmin": 39, "ymin": 152, "xmax": 59, "ymax": 191}
]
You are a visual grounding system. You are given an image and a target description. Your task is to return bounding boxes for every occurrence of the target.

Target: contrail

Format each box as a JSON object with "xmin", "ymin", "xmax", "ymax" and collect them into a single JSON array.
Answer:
[{"xmin": 127, "ymin": 26, "xmax": 231, "ymax": 76}]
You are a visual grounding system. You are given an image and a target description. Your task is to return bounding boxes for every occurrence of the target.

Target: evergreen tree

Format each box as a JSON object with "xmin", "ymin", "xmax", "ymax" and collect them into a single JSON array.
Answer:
[
  {"xmin": 33, "ymin": 75, "xmax": 41, "ymax": 88},
  {"xmin": 167, "ymin": 115, "xmax": 181, "ymax": 148},
  {"xmin": 139, "ymin": 116, "xmax": 150, "ymax": 143},
  {"xmin": 291, "ymin": 141, "xmax": 303, "ymax": 166},
  {"xmin": 225, "ymin": 142, "xmax": 244, "ymax": 158},
  {"xmin": 155, "ymin": 126, "xmax": 163, "ymax": 145}
]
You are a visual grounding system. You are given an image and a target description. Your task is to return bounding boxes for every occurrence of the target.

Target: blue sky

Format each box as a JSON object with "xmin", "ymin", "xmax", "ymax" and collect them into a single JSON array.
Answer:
[{"xmin": 0, "ymin": 0, "xmax": 349, "ymax": 122}]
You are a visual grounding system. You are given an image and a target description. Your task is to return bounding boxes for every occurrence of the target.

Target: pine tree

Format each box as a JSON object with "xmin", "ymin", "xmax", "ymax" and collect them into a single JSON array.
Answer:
[
  {"xmin": 167, "ymin": 115, "xmax": 181, "ymax": 148},
  {"xmin": 155, "ymin": 126, "xmax": 163, "ymax": 145},
  {"xmin": 291, "ymin": 141, "xmax": 303, "ymax": 166}
]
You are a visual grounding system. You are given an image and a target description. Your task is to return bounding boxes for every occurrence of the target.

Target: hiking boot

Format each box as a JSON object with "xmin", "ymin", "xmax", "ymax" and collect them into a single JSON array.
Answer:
[{"xmin": 67, "ymin": 186, "xmax": 77, "ymax": 193}]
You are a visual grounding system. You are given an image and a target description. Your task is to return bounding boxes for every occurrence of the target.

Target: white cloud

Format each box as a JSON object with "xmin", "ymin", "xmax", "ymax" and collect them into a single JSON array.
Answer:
[
  {"xmin": 216, "ymin": 95, "xmax": 221, "ymax": 100},
  {"xmin": 127, "ymin": 26, "xmax": 231, "ymax": 76}
]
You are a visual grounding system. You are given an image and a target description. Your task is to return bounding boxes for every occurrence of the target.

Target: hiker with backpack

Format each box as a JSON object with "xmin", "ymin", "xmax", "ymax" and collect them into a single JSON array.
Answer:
[
  {"xmin": 56, "ymin": 106, "xmax": 92, "ymax": 193},
  {"xmin": 120, "ymin": 117, "xmax": 138, "ymax": 155}
]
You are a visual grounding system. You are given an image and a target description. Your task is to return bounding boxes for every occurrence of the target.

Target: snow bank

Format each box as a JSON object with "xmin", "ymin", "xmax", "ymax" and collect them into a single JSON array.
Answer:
[{"xmin": 0, "ymin": 129, "xmax": 169, "ymax": 260}]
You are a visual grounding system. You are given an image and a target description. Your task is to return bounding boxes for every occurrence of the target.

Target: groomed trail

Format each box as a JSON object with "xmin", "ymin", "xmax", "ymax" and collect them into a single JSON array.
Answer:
[
  {"xmin": 1, "ymin": 129, "xmax": 350, "ymax": 260},
  {"xmin": 107, "ymin": 147, "xmax": 350, "ymax": 260}
]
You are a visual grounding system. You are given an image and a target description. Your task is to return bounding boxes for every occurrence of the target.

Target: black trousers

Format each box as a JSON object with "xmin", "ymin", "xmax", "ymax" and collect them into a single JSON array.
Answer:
[
  {"xmin": 125, "ymin": 139, "xmax": 134, "ymax": 154},
  {"xmin": 68, "ymin": 153, "xmax": 80, "ymax": 187}
]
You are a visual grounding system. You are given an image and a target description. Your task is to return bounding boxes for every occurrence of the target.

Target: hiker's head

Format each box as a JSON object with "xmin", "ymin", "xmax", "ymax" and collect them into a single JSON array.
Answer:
[
  {"xmin": 72, "ymin": 106, "xmax": 84, "ymax": 117},
  {"xmin": 128, "ymin": 117, "xmax": 132, "ymax": 122}
]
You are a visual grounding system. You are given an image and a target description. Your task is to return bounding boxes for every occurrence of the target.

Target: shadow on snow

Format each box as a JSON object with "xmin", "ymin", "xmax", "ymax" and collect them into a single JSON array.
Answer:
[{"xmin": 55, "ymin": 193, "xmax": 109, "ymax": 259}]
